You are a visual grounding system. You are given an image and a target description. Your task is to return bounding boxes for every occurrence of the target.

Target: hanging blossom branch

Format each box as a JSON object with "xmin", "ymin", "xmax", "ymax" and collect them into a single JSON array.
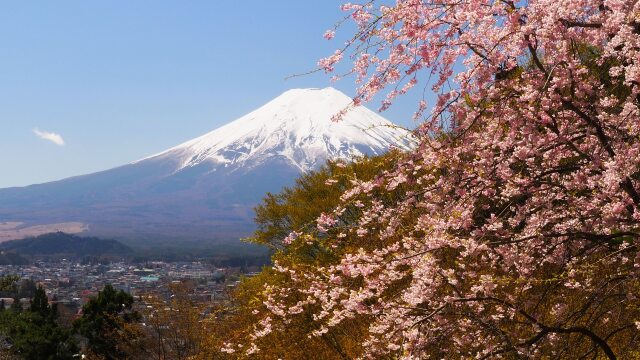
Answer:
[{"xmin": 227, "ymin": 1, "xmax": 640, "ymax": 358}]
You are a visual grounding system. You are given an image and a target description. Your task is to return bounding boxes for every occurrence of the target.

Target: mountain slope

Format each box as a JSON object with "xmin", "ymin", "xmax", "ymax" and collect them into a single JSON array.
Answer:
[{"xmin": 0, "ymin": 88, "xmax": 411, "ymax": 246}]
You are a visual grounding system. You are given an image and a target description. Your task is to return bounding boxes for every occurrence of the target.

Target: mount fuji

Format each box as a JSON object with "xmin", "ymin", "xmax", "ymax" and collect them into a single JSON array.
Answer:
[{"xmin": 0, "ymin": 88, "xmax": 411, "ymax": 247}]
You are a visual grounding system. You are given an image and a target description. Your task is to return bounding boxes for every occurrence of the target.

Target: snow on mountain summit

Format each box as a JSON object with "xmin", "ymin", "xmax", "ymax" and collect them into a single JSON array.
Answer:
[
  {"xmin": 142, "ymin": 87, "xmax": 411, "ymax": 173},
  {"xmin": 0, "ymin": 88, "xmax": 413, "ymax": 243}
]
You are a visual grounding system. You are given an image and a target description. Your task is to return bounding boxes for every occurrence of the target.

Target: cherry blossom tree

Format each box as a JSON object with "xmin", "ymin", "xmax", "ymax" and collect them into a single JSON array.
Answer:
[{"xmin": 232, "ymin": 1, "xmax": 640, "ymax": 358}]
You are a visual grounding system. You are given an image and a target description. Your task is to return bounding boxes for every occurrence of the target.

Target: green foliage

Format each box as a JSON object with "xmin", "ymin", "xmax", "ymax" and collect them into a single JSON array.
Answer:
[
  {"xmin": 0, "ymin": 275, "xmax": 19, "ymax": 295},
  {"xmin": 7, "ymin": 313, "xmax": 77, "ymax": 360},
  {"xmin": 74, "ymin": 285, "xmax": 142, "ymax": 360},
  {"xmin": 0, "ymin": 286, "xmax": 77, "ymax": 360},
  {"xmin": 0, "ymin": 252, "xmax": 28, "ymax": 265},
  {"xmin": 0, "ymin": 283, "xmax": 144, "ymax": 360},
  {"xmin": 30, "ymin": 287, "xmax": 57, "ymax": 321},
  {"xmin": 251, "ymin": 152, "xmax": 401, "ymax": 251},
  {"xmin": 207, "ymin": 153, "xmax": 405, "ymax": 359},
  {"xmin": 16, "ymin": 280, "xmax": 36, "ymax": 300},
  {"xmin": 0, "ymin": 232, "xmax": 132, "ymax": 260},
  {"xmin": 9, "ymin": 296, "xmax": 21, "ymax": 314}
]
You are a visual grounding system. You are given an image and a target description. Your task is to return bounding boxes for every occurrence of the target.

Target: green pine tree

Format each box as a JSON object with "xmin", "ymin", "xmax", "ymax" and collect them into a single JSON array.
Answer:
[
  {"xmin": 6, "ymin": 286, "xmax": 78, "ymax": 359},
  {"xmin": 74, "ymin": 284, "xmax": 143, "ymax": 359}
]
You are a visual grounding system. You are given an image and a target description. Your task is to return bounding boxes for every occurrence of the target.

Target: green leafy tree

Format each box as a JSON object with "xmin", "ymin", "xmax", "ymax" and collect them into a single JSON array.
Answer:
[
  {"xmin": 16, "ymin": 280, "xmax": 36, "ymax": 300},
  {"xmin": 74, "ymin": 285, "xmax": 143, "ymax": 360},
  {"xmin": 29, "ymin": 286, "xmax": 56, "ymax": 320},
  {"xmin": 3, "ymin": 286, "xmax": 77, "ymax": 360},
  {"xmin": 8, "ymin": 313, "xmax": 77, "ymax": 360},
  {"xmin": 9, "ymin": 296, "xmax": 21, "ymax": 313},
  {"xmin": 252, "ymin": 152, "xmax": 403, "ymax": 250},
  {"xmin": 0, "ymin": 275, "xmax": 19, "ymax": 296}
]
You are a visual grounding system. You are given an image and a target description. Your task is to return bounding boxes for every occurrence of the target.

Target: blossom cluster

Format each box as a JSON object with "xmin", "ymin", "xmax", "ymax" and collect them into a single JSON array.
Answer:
[{"xmin": 238, "ymin": 1, "xmax": 640, "ymax": 358}]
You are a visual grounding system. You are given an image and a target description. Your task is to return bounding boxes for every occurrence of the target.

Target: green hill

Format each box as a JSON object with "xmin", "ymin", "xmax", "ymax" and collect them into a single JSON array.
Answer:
[
  {"xmin": 0, "ymin": 232, "xmax": 132, "ymax": 259},
  {"xmin": 0, "ymin": 251, "xmax": 29, "ymax": 265}
]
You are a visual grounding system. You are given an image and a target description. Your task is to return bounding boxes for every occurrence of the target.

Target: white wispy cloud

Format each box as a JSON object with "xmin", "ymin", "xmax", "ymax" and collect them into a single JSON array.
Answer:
[{"xmin": 33, "ymin": 128, "xmax": 65, "ymax": 146}]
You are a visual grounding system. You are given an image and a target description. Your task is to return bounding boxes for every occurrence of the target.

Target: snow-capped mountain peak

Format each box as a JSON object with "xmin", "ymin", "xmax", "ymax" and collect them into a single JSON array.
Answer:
[
  {"xmin": 0, "ymin": 87, "xmax": 412, "ymax": 243},
  {"xmin": 141, "ymin": 87, "xmax": 411, "ymax": 173}
]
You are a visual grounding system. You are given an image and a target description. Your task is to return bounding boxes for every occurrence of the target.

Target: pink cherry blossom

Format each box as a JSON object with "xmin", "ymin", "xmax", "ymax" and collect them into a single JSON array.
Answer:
[{"xmin": 241, "ymin": 1, "xmax": 640, "ymax": 358}]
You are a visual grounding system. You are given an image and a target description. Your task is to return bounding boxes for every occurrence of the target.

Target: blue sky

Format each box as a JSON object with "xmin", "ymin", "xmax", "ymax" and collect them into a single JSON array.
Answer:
[{"xmin": 0, "ymin": 1, "xmax": 420, "ymax": 188}]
